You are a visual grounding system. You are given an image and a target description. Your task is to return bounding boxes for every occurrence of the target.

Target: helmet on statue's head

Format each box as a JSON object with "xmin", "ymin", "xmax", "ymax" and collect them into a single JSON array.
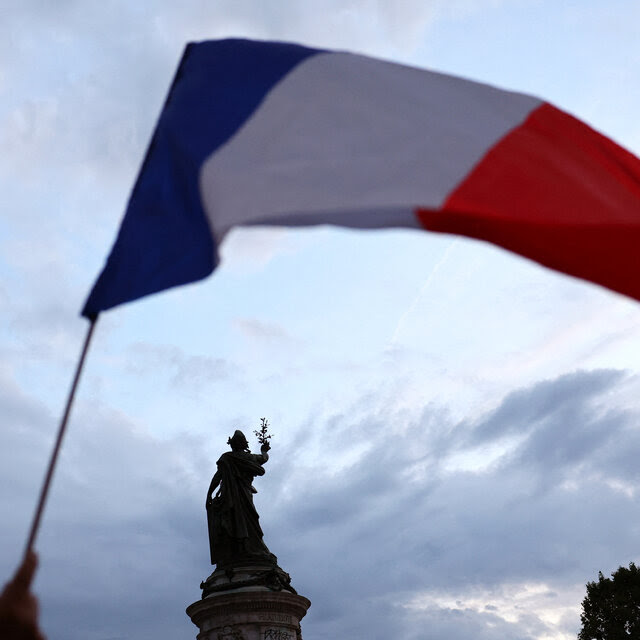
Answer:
[{"xmin": 228, "ymin": 430, "xmax": 249, "ymax": 452}]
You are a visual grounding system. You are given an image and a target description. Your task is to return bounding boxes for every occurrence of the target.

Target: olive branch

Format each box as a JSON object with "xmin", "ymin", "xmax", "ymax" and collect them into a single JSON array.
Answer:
[{"xmin": 254, "ymin": 417, "xmax": 272, "ymax": 446}]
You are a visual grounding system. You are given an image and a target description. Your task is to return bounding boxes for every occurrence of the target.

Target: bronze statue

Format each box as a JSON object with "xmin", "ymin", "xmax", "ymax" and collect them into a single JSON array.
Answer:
[
  {"xmin": 201, "ymin": 424, "xmax": 298, "ymax": 597},
  {"xmin": 206, "ymin": 430, "xmax": 276, "ymax": 569}
]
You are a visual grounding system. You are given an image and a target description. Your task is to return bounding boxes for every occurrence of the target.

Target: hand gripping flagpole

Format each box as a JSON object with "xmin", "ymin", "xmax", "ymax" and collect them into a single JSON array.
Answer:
[{"xmin": 24, "ymin": 314, "xmax": 99, "ymax": 557}]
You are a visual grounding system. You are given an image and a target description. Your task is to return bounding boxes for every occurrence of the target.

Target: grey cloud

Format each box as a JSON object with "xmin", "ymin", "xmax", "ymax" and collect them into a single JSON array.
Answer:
[
  {"xmin": 598, "ymin": 427, "xmax": 640, "ymax": 484},
  {"xmin": 126, "ymin": 341, "xmax": 238, "ymax": 390},
  {"xmin": 0, "ymin": 391, "xmax": 210, "ymax": 639},
  {"xmin": 402, "ymin": 605, "xmax": 538, "ymax": 640},
  {"xmin": 0, "ymin": 370, "xmax": 55, "ymax": 543},
  {"xmin": 469, "ymin": 369, "xmax": 625, "ymax": 445},
  {"xmin": 233, "ymin": 317, "xmax": 298, "ymax": 344},
  {"xmin": 260, "ymin": 370, "xmax": 640, "ymax": 637},
  {"xmin": 0, "ymin": 368, "xmax": 52, "ymax": 436},
  {"xmin": 438, "ymin": 369, "xmax": 637, "ymax": 496}
]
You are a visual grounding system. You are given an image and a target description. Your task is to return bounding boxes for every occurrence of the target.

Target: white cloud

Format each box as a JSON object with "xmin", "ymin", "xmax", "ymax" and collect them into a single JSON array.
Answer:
[
  {"xmin": 405, "ymin": 581, "xmax": 586, "ymax": 640},
  {"xmin": 220, "ymin": 227, "xmax": 305, "ymax": 273}
]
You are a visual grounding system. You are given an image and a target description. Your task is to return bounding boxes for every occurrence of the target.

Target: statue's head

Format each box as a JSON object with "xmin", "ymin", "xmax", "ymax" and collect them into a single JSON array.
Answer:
[{"xmin": 228, "ymin": 430, "xmax": 249, "ymax": 452}]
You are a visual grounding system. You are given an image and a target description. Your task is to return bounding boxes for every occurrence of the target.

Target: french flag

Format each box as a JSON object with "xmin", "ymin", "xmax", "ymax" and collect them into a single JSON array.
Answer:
[{"xmin": 82, "ymin": 39, "xmax": 640, "ymax": 318}]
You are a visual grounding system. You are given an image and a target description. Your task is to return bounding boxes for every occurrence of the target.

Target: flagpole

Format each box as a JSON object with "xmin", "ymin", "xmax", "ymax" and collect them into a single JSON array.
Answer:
[{"xmin": 23, "ymin": 314, "xmax": 99, "ymax": 557}]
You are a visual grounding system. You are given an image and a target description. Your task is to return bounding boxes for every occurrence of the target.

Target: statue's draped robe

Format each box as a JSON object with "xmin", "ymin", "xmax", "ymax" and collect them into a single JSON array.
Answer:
[{"xmin": 207, "ymin": 451, "xmax": 273, "ymax": 567}]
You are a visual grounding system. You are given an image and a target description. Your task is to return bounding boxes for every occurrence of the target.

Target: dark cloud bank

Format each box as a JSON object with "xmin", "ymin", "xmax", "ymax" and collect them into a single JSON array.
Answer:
[{"xmin": 1, "ymin": 368, "xmax": 639, "ymax": 639}]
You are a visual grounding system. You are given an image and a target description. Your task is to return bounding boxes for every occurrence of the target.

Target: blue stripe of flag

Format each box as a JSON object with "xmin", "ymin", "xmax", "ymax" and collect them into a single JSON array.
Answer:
[{"xmin": 82, "ymin": 39, "xmax": 322, "ymax": 318}]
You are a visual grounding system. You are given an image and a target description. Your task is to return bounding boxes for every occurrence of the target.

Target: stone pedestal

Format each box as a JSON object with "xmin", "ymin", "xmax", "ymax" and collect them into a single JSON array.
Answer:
[{"xmin": 187, "ymin": 581, "xmax": 311, "ymax": 640}]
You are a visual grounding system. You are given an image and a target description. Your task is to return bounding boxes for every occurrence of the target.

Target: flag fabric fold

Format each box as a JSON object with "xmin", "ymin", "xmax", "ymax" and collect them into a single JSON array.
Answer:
[{"xmin": 82, "ymin": 38, "xmax": 640, "ymax": 317}]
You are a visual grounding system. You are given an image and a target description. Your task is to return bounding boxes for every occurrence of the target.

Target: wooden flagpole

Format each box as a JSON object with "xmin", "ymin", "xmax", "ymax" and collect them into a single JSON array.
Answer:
[{"xmin": 23, "ymin": 315, "xmax": 99, "ymax": 556}]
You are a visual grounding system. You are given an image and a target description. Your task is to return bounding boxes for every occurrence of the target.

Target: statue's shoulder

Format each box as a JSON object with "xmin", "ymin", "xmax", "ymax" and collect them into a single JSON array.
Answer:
[
  {"xmin": 216, "ymin": 451, "xmax": 234, "ymax": 465},
  {"xmin": 218, "ymin": 451, "xmax": 253, "ymax": 464}
]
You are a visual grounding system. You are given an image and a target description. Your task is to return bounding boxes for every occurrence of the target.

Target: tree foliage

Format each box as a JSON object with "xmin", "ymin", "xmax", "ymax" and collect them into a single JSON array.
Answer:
[{"xmin": 578, "ymin": 563, "xmax": 640, "ymax": 639}]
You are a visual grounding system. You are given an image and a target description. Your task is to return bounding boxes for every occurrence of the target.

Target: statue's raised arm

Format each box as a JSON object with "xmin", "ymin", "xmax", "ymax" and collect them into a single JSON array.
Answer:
[{"xmin": 258, "ymin": 440, "xmax": 270, "ymax": 463}]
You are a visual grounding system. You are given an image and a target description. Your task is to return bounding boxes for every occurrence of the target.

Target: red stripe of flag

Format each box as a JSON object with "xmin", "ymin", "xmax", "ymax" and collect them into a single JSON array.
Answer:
[{"xmin": 417, "ymin": 103, "xmax": 640, "ymax": 300}]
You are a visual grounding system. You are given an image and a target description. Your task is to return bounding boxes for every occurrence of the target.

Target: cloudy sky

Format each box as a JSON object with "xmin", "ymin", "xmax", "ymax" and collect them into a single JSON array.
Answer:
[{"xmin": 2, "ymin": 1, "xmax": 640, "ymax": 639}]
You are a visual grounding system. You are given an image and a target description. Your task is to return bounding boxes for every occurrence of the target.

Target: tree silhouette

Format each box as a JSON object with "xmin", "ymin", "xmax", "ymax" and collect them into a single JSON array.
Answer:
[{"xmin": 578, "ymin": 563, "xmax": 640, "ymax": 639}]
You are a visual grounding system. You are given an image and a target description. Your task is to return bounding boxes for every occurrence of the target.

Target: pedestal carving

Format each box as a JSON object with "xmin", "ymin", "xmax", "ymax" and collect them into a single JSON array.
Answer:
[{"xmin": 186, "ymin": 588, "xmax": 311, "ymax": 640}]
